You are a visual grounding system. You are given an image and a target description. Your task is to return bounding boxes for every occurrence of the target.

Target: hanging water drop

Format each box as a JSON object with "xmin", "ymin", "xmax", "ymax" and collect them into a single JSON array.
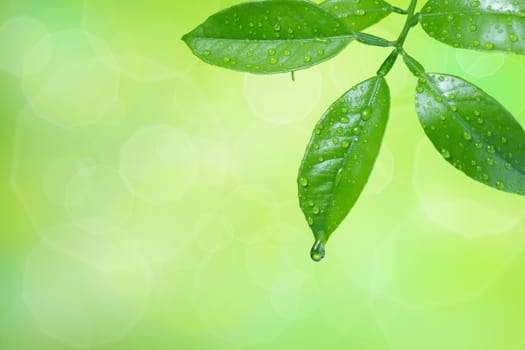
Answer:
[{"xmin": 310, "ymin": 239, "xmax": 325, "ymax": 262}]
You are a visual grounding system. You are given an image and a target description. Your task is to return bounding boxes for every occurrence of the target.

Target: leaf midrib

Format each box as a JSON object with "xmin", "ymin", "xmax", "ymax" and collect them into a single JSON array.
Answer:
[
  {"xmin": 420, "ymin": 9, "xmax": 525, "ymax": 19},
  {"xmin": 323, "ymin": 77, "xmax": 384, "ymax": 230},
  {"xmin": 185, "ymin": 34, "xmax": 355, "ymax": 42},
  {"xmin": 334, "ymin": 7, "xmax": 394, "ymax": 17}
]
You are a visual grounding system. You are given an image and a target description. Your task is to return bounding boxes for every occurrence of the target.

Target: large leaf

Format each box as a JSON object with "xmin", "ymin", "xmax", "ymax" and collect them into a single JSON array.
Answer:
[
  {"xmin": 415, "ymin": 73, "xmax": 525, "ymax": 195},
  {"xmin": 182, "ymin": 0, "xmax": 354, "ymax": 74},
  {"xmin": 420, "ymin": 0, "xmax": 525, "ymax": 54},
  {"xmin": 321, "ymin": 0, "xmax": 395, "ymax": 32},
  {"xmin": 298, "ymin": 76, "xmax": 390, "ymax": 261}
]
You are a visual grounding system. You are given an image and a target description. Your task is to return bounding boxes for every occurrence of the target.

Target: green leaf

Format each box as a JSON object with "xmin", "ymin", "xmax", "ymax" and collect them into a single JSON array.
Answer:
[
  {"xmin": 182, "ymin": 0, "xmax": 354, "ymax": 74},
  {"xmin": 420, "ymin": 0, "xmax": 525, "ymax": 54},
  {"xmin": 298, "ymin": 76, "xmax": 390, "ymax": 261},
  {"xmin": 415, "ymin": 73, "xmax": 525, "ymax": 195},
  {"xmin": 320, "ymin": 0, "xmax": 395, "ymax": 32}
]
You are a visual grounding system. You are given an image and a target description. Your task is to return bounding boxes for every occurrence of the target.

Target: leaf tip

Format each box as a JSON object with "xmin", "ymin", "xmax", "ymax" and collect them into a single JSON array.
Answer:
[{"xmin": 181, "ymin": 28, "xmax": 199, "ymax": 44}]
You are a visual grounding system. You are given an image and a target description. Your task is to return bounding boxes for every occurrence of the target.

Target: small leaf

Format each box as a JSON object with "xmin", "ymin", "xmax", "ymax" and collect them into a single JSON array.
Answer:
[
  {"xmin": 182, "ymin": 0, "xmax": 354, "ymax": 74},
  {"xmin": 298, "ymin": 76, "xmax": 390, "ymax": 261},
  {"xmin": 320, "ymin": 0, "xmax": 395, "ymax": 32},
  {"xmin": 420, "ymin": 0, "xmax": 525, "ymax": 54},
  {"xmin": 415, "ymin": 73, "xmax": 525, "ymax": 195}
]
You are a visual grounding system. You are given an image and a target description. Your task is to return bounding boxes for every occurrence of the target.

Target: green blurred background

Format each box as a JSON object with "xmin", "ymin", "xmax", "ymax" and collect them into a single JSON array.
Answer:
[{"xmin": 2, "ymin": 0, "xmax": 525, "ymax": 349}]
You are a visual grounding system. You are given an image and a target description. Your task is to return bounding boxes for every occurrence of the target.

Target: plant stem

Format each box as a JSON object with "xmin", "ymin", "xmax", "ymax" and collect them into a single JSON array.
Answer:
[
  {"xmin": 395, "ymin": 0, "xmax": 419, "ymax": 49},
  {"xmin": 376, "ymin": 0, "xmax": 418, "ymax": 76}
]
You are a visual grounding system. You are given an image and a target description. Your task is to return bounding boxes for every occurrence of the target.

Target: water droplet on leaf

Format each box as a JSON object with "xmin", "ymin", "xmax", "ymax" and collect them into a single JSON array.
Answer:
[
  {"xmin": 441, "ymin": 148, "xmax": 451, "ymax": 158},
  {"xmin": 299, "ymin": 177, "xmax": 309, "ymax": 187},
  {"xmin": 361, "ymin": 108, "xmax": 372, "ymax": 120}
]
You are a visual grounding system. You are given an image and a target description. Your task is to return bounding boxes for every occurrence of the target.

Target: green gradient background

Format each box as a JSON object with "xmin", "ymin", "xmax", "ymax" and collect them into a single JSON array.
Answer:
[{"xmin": 2, "ymin": 1, "xmax": 525, "ymax": 349}]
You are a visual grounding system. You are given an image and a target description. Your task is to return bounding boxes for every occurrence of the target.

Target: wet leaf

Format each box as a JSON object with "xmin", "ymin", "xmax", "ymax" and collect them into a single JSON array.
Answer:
[
  {"xmin": 416, "ymin": 73, "xmax": 525, "ymax": 195},
  {"xmin": 320, "ymin": 0, "xmax": 395, "ymax": 31},
  {"xmin": 298, "ymin": 76, "xmax": 390, "ymax": 261},
  {"xmin": 420, "ymin": 0, "xmax": 525, "ymax": 54},
  {"xmin": 182, "ymin": 0, "xmax": 354, "ymax": 74}
]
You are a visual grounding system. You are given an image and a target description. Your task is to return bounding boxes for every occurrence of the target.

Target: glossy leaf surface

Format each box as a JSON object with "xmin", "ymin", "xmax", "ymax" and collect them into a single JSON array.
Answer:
[
  {"xmin": 320, "ymin": 0, "xmax": 395, "ymax": 31},
  {"xmin": 416, "ymin": 73, "xmax": 525, "ymax": 195},
  {"xmin": 182, "ymin": 0, "xmax": 353, "ymax": 74},
  {"xmin": 420, "ymin": 0, "xmax": 525, "ymax": 54},
  {"xmin": 298, "ymin": 76, "xmax": 390, "ymax": 261}
]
